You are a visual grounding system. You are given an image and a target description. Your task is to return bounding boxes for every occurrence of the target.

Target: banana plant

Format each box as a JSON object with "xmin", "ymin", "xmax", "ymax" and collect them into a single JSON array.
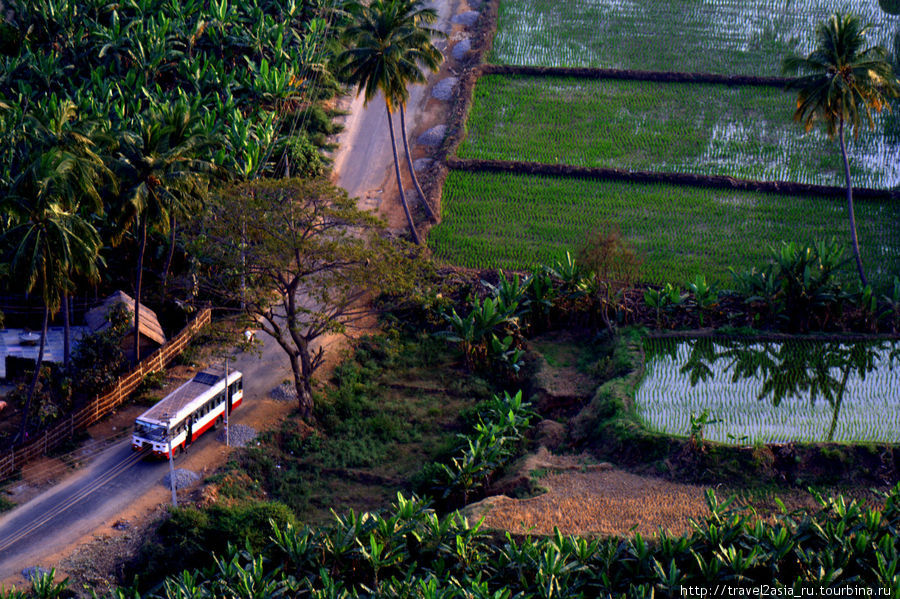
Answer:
[
  {"xmin": 438, "ymin": 296, "xmax": 518, "ymax": 371},
  {"xmin": 686, "ymin": 274, "xmax": 718, "ymax": 326},
  {"xmin": 643, "ymin": 286, "xmax": 669, "ymax": 328},
  {"xmin": 481, "ymin": 270, "xmax": 531, "ymax": 317}
]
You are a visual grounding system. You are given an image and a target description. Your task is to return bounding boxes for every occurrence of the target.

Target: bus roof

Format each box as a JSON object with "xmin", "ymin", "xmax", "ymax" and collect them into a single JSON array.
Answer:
[{"xmin": 138, "ymin": 366, "xmax": 242, "ymax": 425}]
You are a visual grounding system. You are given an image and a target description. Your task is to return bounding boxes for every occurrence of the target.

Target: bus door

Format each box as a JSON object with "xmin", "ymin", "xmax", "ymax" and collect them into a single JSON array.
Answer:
[{"xmin": 186, "ymin": 415, "xmax": 194, "ymax": 446}]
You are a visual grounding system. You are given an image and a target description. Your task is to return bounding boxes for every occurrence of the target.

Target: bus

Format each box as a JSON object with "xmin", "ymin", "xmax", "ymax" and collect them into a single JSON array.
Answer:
[{"xmin": 132, "ymin": 366, "xmax": 243, "ymax": 458}]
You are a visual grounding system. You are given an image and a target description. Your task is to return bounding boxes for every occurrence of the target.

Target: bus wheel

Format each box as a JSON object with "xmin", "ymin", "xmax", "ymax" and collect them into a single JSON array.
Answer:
[{"xmin": 212, "ymin": 416, "xmax": 223, "ymax": 431}]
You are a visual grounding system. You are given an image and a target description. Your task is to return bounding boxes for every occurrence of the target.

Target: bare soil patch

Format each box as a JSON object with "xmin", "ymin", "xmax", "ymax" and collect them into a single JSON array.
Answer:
[{"xmin": 470, "ymin": 455, "xmax": 710, "ymax": 537}]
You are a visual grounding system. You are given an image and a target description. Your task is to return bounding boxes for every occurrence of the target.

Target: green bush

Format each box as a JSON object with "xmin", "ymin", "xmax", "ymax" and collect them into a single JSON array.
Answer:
[
  {"xmin": 128, "ymin": 501, "xmax": 296, "ymax": 588},
  {"xmin": 416, "ymin": 390, "xmax": 535, "ymax": 506}
]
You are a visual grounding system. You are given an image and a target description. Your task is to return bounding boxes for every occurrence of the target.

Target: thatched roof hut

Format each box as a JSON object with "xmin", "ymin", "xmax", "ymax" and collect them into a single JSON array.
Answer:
[{"xmin": 85, "ymin": 291, "xmax": 166, "ymax": 347}]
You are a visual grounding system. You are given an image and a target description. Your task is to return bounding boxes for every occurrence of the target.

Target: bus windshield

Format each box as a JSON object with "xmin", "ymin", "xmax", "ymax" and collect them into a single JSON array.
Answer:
[{"xmin": 134, "ymin": 420, "xmax": 167, "ymax": 442}]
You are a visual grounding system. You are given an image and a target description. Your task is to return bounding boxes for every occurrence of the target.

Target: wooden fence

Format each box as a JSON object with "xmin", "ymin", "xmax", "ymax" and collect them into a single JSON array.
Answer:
[{"xmin": 0, "ymin": 308, "xmax": 211, "ymax": 478}]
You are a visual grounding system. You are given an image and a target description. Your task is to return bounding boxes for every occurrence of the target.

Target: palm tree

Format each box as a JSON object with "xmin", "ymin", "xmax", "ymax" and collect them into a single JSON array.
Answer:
[
  {"xmin": 1, "ymin": 151, "xmax": 102, "ymax": 444},
  {"xmin": 337, "ymin": 0, "xmax": 444, "ymax": 242},
  {"xmin": 21, "ymin": 98, "xmax": 111, "ymax": 366},
  {"xmin": 111, "ymin": 102, "xmax": 214, "ymax": 362},
  {"xmin": 393, "ymin": 0, "xmax": 443, "ymax": 222},
  {"xmin": 783, "ymin": 13, "xmax": 900, "ymax": 286}
]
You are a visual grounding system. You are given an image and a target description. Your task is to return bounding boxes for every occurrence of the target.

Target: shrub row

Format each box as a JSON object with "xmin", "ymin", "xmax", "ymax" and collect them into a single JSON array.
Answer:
[{"xmin": 10, "ymin": 485, "xmax": 900, "ymax": 598}]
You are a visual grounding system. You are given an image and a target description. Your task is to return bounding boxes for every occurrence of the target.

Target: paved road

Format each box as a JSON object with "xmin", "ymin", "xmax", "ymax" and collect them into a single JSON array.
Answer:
[{"xmin": 0, "ymin": 329, "xmax": 291, "ymax": 580}]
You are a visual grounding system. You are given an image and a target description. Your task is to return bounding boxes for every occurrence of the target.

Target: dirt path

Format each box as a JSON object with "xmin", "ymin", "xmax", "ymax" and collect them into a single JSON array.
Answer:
[{"xmin": 332, "ymin": 0, "xmax": 471, "ymax": 230}]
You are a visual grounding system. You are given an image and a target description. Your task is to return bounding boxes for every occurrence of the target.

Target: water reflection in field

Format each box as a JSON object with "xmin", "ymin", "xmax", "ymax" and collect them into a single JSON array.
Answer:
[{"xmin": 636, "ymin": 338, "xmax": 900, "ymax": 444}]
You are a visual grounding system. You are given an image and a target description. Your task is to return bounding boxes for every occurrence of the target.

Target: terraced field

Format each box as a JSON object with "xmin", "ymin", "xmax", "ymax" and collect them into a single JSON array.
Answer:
[
  {"xmin": 487, "ymin": 0, "xmax": 897, "ymax": 74},
  {"xmin": 430, "ymin": 171, "xmax": 900, "ymax": 286},
  {"xmin": 458, "ymin": 75, "xmax": 900, "ymax": 188},
  {"xmin": 432, "ymin": 0, "xmax": 899, "ymax": 286}
]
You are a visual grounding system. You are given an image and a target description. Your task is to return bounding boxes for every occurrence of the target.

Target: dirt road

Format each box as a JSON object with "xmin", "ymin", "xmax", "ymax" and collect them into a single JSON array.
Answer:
[{"xmin": 333, "ymin": 0, "xmax": 463, "ymax": 223}]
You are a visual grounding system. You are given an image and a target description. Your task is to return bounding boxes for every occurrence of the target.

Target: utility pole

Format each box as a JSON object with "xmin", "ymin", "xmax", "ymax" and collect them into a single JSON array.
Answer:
[{"xmin": 165, "ymin": 415, "xmax": 177, "ymax": 507}]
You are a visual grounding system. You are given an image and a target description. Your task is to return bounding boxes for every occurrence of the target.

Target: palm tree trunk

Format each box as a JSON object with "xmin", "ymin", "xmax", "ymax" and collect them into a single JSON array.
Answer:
[
  {"xmin": 162, "ymin": 216, "xmax": 177, "ymax": 299},
  {"xmin": 133, "ymin": 216, "xmax": 147, "ymax": 363},
  {"xmin": 827, "ymin": 362, "xmax": 852, "ymax": 442},
  {"xmin": 18, "ymin": 306, "xmax": 49, "ymax": 445},
  {"xmin": 399, "ymin": 104, "xmax": 436, "ymax": 222},
  {"xmin": 63, "ymin": 289, "xmax": 70, "ymax": 368},
  {"xmin": 386, "ymin": 103, "xmax": 421, "ymax": 245},
  {"xmin": 839, "ymin": 118, "xmax": 867, "ymax": 287}
]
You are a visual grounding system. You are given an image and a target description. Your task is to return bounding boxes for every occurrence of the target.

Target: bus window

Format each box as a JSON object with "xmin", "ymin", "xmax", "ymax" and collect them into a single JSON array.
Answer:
[{"xmin": 135, "ymin": 421, "xmax": 166, "ymax": 442}]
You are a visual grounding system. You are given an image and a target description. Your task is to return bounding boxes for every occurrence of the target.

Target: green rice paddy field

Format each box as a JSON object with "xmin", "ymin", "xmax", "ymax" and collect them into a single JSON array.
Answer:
[
  {"xmin": 429, "ymin": 171, "xmax": 900, "ymax": 287},
  {"xmin": 458, "ymin": 75, "xmax": 899, "ymax": 189},
  {"xmin": 488, "ymin": 0, "xmax": 898, "ymax": 74}
]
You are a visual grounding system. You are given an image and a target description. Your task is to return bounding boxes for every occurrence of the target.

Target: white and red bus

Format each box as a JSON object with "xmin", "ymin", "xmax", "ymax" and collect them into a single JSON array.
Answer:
[{"xmin": 132, "ymin": 366, "xmax": 243, "ymax": 458}]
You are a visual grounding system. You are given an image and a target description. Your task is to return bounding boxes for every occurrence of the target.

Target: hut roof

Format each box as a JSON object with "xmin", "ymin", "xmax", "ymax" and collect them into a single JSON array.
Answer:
[{"xmin": 84, "ymin": 291, "xmax": 166, "ymax": 346}]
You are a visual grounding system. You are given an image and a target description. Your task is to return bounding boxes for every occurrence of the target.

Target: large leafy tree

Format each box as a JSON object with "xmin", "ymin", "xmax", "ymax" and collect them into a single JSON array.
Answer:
[
  {"xmin": 111, "ymin": 101, "xmax": 215, "ymax": 362},
  {"xmin": 783, "ymin": 13, "xmax": 900, "ymax": 286},
  {"xmin": 199, "ymin": 177, "xmax": 422, "ymax": 420},
  {"xmin": 337, "ymin": 0, "xmax": 444, "ymax": 243}
]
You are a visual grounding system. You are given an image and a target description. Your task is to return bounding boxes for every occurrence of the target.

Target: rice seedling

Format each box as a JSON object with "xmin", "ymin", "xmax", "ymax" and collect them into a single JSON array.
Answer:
[
  {"xmin": 429, "ymin": 170, "xmax": 900, "ymax": 288},
  {"xmin": 488, "ymin": 0, "xmax": 897, "ymax": 75},
  {"xmin": 458, "ymin": 75, "xmax": 900, "ymax": 189},
  {"xmin": 636, "ymin": 338, "xmax": 900, "ymax": 444}
]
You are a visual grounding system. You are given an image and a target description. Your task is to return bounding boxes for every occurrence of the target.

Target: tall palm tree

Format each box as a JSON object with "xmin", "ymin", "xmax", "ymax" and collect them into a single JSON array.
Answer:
[
  {"xmin": 337, "ymin": 0, "xmax": 444, "ymax": 242},
  {"xmin": 784, "ymin": 13, "xmax": 900, "ymax": 286},
  {"xmin": 22, "ymin": 98, "xmax": 111, "ymax": 366},
  {"xmin": 112, "ymin": 102, "xmax": 214, "ymax": 362},
  {"xmin": 1, "ymin": 151, "xmax": 102, "ymax": 444},
  {"xmin": 393, "ymin": 0, "xmax": 443, "ymax": 222}
]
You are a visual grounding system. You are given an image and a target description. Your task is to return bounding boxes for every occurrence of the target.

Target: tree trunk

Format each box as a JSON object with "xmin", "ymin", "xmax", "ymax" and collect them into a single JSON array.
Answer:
[
  {"xmin": 399, "ymin": 104, "xmax": 436, "ymax": 222},
  {"xmin": 62, "ymin": 289, "xmax": 70, "ymax": 368},
  {"xmin": 827, "ymin": 362, "xmax": 852, "ymax": 442},
  {"xmin": 386, "ymin": 103, "xmax": 421, "ymax": 245},
  {"xmin": 162, "ymin": 216, "xmax": 177, "ymax": 298},
  {"xmin": 133, "ymin": 216, "xmax": 147, "ymax": 363},
  {"xmin": 289, "ymin": 353, "xmax": 314, "ymax": 420},
  {"xmin": 18, "ymin": 306, "xmax": 49, "ymax": 445},
  {"xmin": 839, "ymin": 118, "xmax": 867, "ymax": 287}
]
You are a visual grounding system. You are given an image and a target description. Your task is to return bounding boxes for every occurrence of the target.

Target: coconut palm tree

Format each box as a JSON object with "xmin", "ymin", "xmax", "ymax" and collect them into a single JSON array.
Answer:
[
  {"xmin": 21, "ymin": 98, "xmax": 111, "ymax": 366},
  {"xmin": 393, "ymin": 0, "xmax": 443, "ymax": 222},
  {"xmin": 111, "ymin": 102, "xmax": 214, "ymax": 362},
  {"xmin": 783, "ymin": 13, "xmax": 900, "ymax": 286},
  {"xmin": 1, "ymin": 151, "xmax": 102, "ymax": 444},
  {"xmin": 337, "ymin": 0, "xmax": 444, "ymax": 242}
]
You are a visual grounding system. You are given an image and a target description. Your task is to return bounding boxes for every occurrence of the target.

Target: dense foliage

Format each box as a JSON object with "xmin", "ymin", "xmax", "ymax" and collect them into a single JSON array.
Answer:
[{"xmin": 9, "ymin": 485, "xmax": 900, "ymax": 597}]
